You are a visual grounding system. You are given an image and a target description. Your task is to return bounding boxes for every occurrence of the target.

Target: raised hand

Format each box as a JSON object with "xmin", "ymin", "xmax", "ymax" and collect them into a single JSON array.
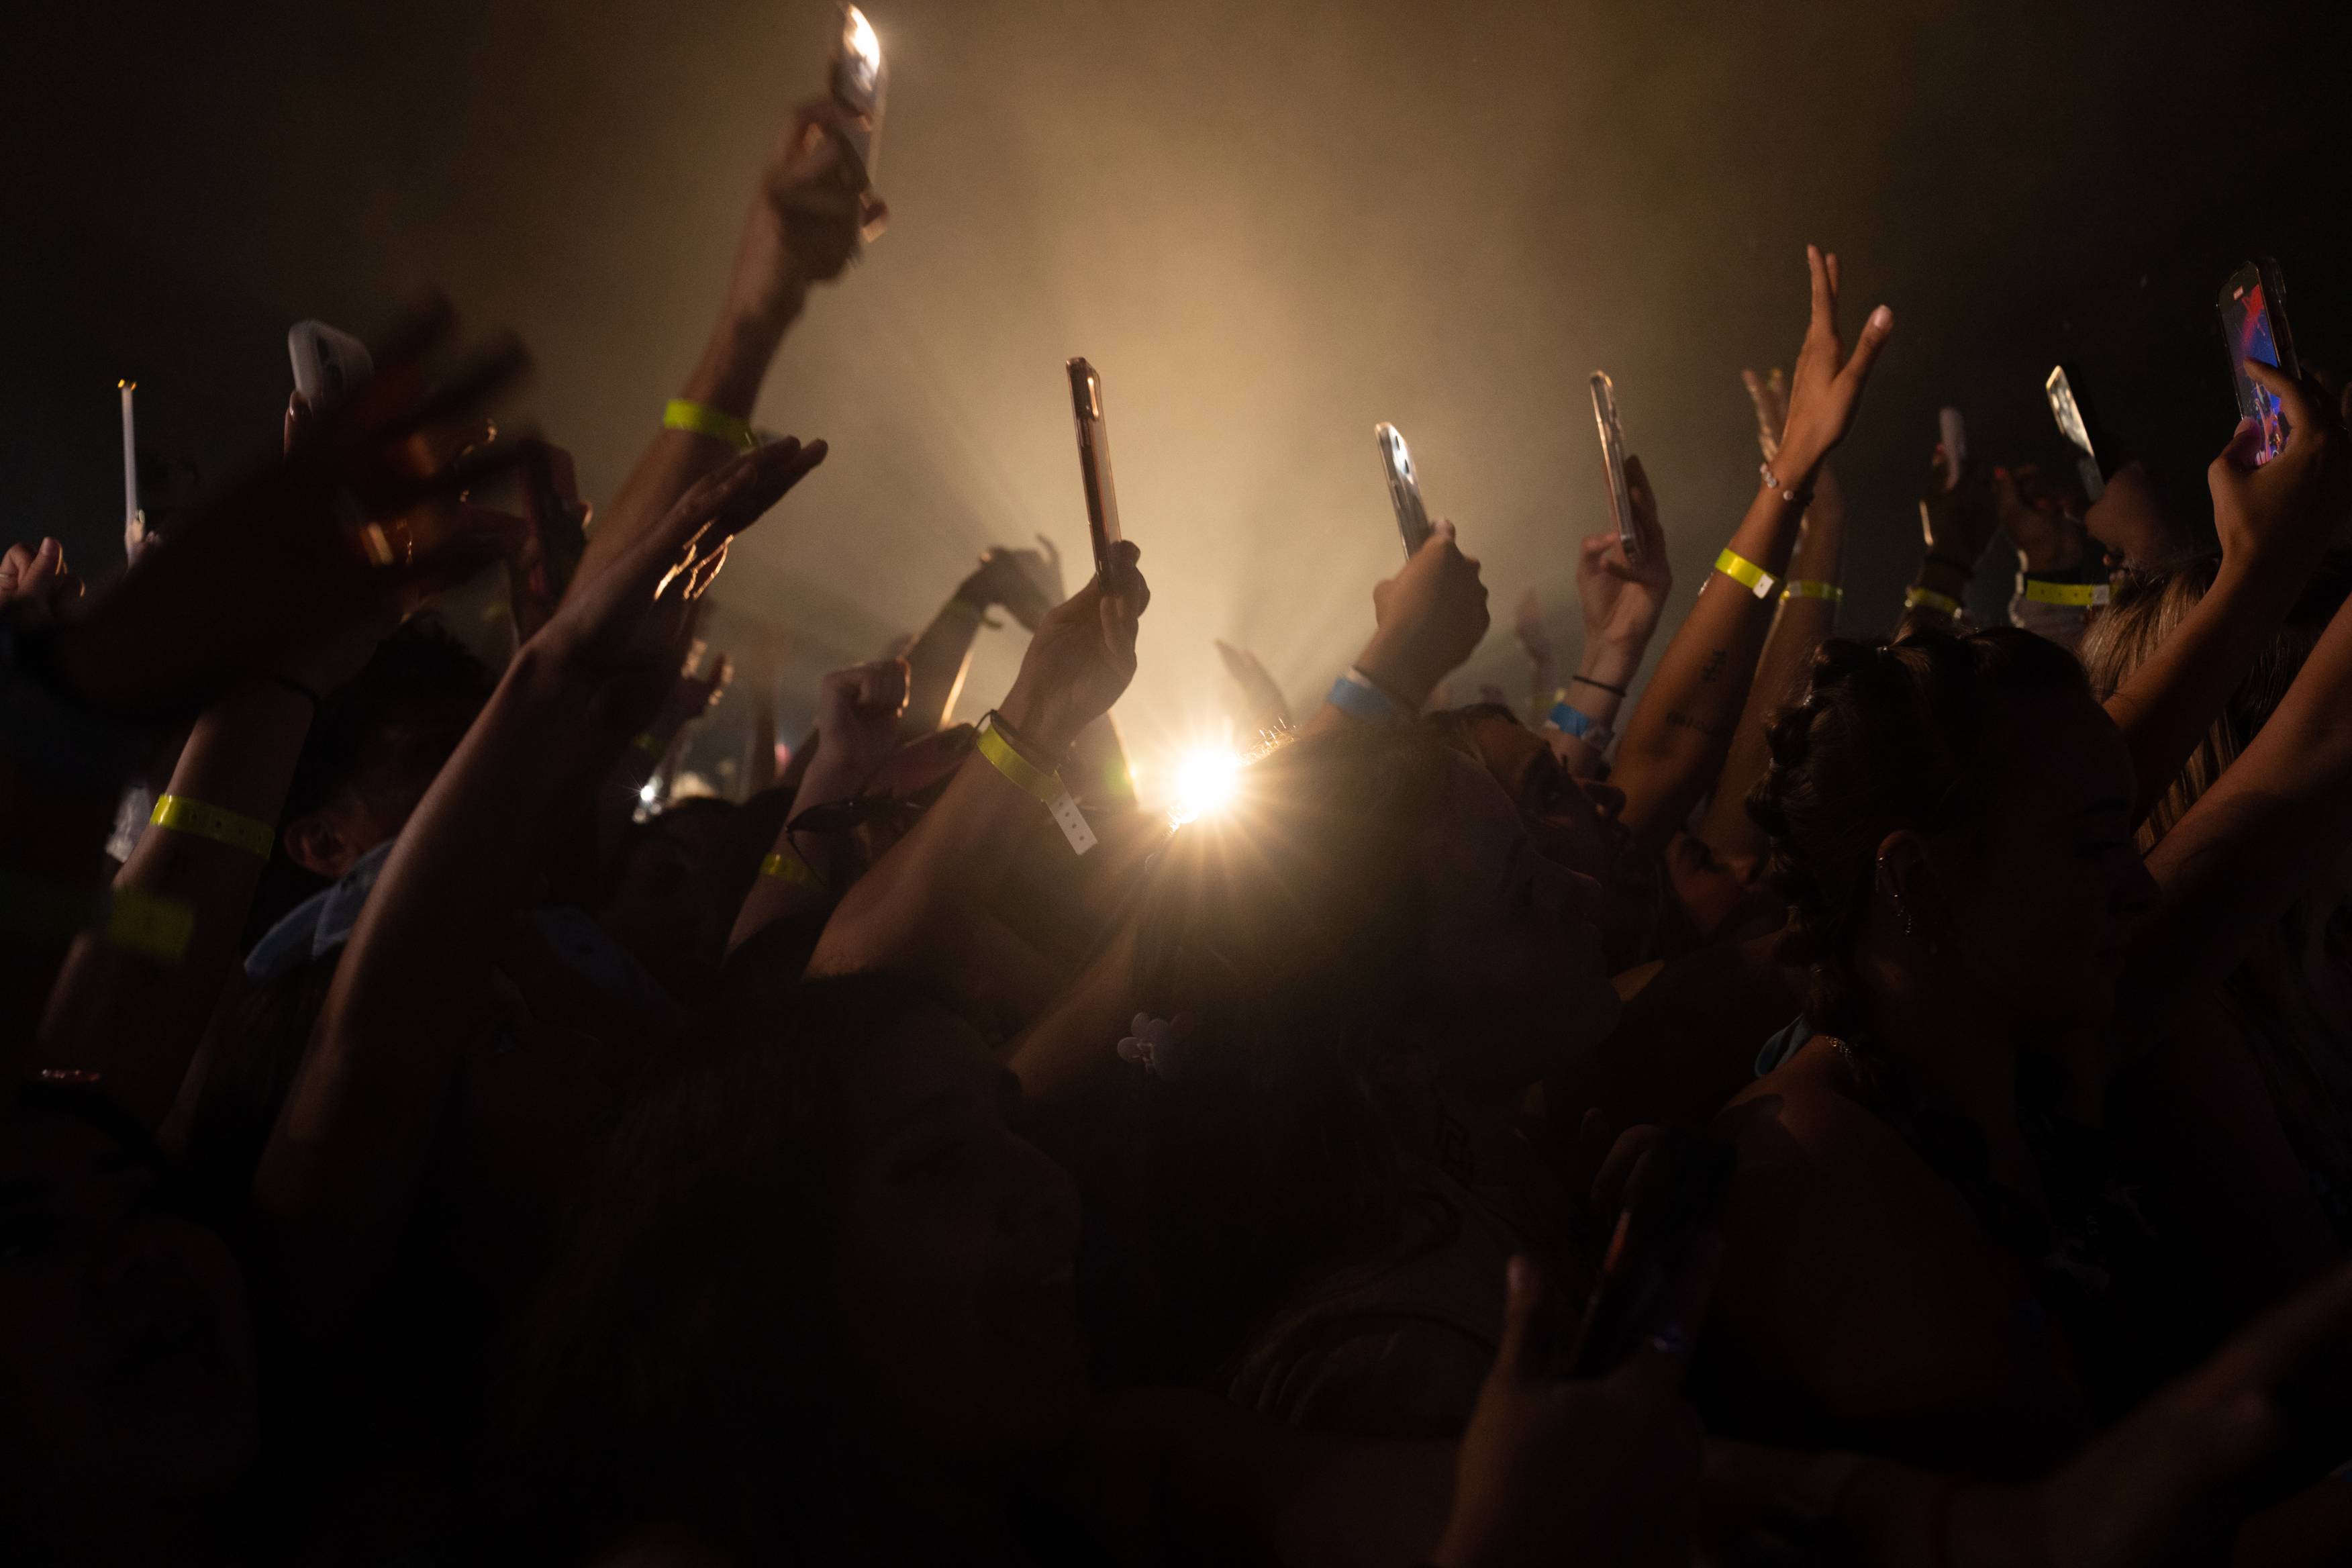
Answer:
[
  {"xmin": 2210, "ymin": 360, "xmax": 2350, "ymax": 575},
  {"xmin": 1576, "ymin": 455, "xmax": 1674, "ymax": 656},
  {"xmin": 1994, "ymin": 463, "xmax": 2087, "ymax": 575},
  {"xmin": 801, "ymin": 657, "xmax": 914, "ymax": 801},
  {"xmin": 2082, "ymin": 460, "xmax": 2182, "ymax": 570},
  {"xmin": 1917, "ymin": 446, "xmax": 2000, "ymax": 573},
  {"xmin": 47, "ymin": 303, "xmax": 526, "ymax": 718},
  {"xmin": 1740, "ymin": 366, "xmax": 1789, "ymax": 461},
  {"xmin": 1771, "ymin": 246, "xmax": 1894, "ymax": 483},
  {"xmin": 722, "ymin": 99, "xmax": 886, "ymax": 336},
  {"xmin": 0, "ymin": 537, "xmax": 84, "ymax": 616},
  {"xmin": 997, "ymin": 540, "xmax": 1150, "ymax": 755},
  {"xmin": 960, "ymin": 536, "xmax": 1066, "ymax": 632},
  {"xmin": 1357, "ymin": 521, "xmax": 1490, "ymax": 710},
  {"xmin": 532, "ymin": 438, "xmax": 826, "ymax": 701}
]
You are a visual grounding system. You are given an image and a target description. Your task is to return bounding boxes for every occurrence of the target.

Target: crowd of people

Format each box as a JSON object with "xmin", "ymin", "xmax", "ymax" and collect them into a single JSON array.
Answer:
[{"xmin": 10, "ymin": 85, "xmax": 2352, "ymax": 1568}]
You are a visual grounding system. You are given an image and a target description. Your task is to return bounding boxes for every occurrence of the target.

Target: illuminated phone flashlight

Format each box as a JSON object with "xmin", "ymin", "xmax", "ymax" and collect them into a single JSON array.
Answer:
[{"xmin": 830, "ymin": 5, "xmax": 887, "ymax": 177}]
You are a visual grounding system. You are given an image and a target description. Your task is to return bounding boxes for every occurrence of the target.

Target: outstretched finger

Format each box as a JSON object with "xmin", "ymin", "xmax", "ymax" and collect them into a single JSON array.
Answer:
[
  {"xmin": 1805, "ymin": 246, "xmax": 1833, "ymax": 336},
  {"xmin": 1494, "ymin": 1255, "xmax": 1551, "ymax": 1382}
]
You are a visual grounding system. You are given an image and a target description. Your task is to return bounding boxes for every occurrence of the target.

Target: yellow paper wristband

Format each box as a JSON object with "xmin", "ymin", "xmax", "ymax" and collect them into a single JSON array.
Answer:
[
  {"xmin": 1783, "ymin": 579, "xmax": 1844, "ymax": 604},
  {"xmin": 150, "ymin": 793, "xmax": 275, "ymax": 859},
  {"xmin": 0, "ymin": 866, "xmax": 192, "ymax": 964},
  {"xmin": 976, "ymin": 713, "xmax": 1097, "ymax": 855},
  {"xmin": 2018, "ymin": 575, "xmax": 2110, "ymax": 608},
  {"xmin": 1904, "ymin": 584, "xmax": 1964, "ymax": 618},
  {"xmin": 662, "ymin": 398, "xmax": 759, "ymax": 452},
  {"xmin": 1714, "ymin": 548, "xmax": 1778, "ymax": 599},
  {"xmin": 761, "ymin": 849, "xmax": 827, "ymax": 891}
]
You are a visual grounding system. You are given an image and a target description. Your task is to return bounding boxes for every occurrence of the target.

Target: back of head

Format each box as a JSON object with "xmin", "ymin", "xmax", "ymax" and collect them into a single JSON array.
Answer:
[
  {"xmin": 1746, "ymin": 628, "xmax": 2091, "ymax": 1038},
  {"xmin": 2079, "ymin": 552, "xmax": 2352, "ymax": 844},
  {"xmin": 1108, "ymin": 722, "xmax": 1459, "ymax": 1380}
]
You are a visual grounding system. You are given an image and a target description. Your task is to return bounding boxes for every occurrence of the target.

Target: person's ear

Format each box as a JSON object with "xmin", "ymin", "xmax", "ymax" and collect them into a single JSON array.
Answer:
[
  {"xmin": 283, "ymin": 811, "xmax": 361, "ymax": 879},
  {"xmin": 1873, "ymin": 829, "xmax": 1950, "ymax": 954}
]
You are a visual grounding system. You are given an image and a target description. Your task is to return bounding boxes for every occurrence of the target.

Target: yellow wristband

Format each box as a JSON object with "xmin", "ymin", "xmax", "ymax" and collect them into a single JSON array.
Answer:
[
  {"xmin": 0, "ymin": 865, "xmax": 193, "ymax": 964},
  {"xmin": 150, "ymin": 793, "xmax": 275, "ymax": 859},
  {"xmin": 761, "ymin": 849, "xmax": 827, "ymax": 891},
  {"xmin": 2017, "ymin": 575, "xmax": 2110, "ymax": 608},
  {"xmin": 662, "ymin": 398, "xmax": 759, "ymax": 452},
  {"xmin": 1904, "ymin": 584, "xmax": 1964, "ymax": 618},
  {"xmin": 1782, "ymin": 579, "xmax": 1844, "ymax": 604},
  {"xmin": 1714, "ymin": 548, "xmax": 1778, "ymax": 600},
  {"xmin": 976, "ymin": 713, "xmax": 1097, "ymax": 855}
]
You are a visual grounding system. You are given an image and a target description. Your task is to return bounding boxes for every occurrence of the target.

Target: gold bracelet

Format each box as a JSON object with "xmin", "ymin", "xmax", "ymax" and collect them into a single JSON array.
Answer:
[{"xmin": 150, "ymin": 793, "xmax": 275, "ymax": 859}]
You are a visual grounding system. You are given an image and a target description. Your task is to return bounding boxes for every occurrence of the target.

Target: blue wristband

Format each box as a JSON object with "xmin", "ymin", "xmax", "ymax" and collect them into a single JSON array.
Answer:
[
  {"xmin": 1544, "ymin": 699, "xmax": 1598, "ymax": 740},
  {"xmin": 1326, "ymin": 667, "xmax": 1404, "ymax": 724}
]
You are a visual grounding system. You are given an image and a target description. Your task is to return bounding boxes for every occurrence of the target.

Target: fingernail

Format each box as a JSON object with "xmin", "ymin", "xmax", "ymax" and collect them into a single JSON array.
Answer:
[{"xmin": 1869, "ymin": 305, "xmax": 1894, "ymax": 330}]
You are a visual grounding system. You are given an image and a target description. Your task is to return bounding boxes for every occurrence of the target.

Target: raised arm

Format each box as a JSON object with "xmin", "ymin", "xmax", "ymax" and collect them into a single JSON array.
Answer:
[
  {"xmin": 1545, "ymin": 457, "xmax": 1673, "ymax": 779},
  {"xmin": 809, "ymin": 544, "xmax": 1149, "ymax": 983},
  {"xmin": 256, "ymin": 440, "xmax": 826, "ymax": 1311},
  {"xmin": 898, "ymin": 541, "xmax": 1063, "ymax": 736},
  {"xmin": 1612, "ymin": 247, "xmax": 1892, "ymax": 854},
  {"xmin": 1698, "ymin": 368, "xmax": 1847, "ymax": 859},
  {"xmin": 2104, "ymin": 364, "xmax": 2349, "ymax": 827},
  {"xmin": 1301, "ymin": 522, "xmax": 1490, "ymax": 737},
  {"xmin": 570, "ymin": 101, "xmax": 873, "ymax": 594}
]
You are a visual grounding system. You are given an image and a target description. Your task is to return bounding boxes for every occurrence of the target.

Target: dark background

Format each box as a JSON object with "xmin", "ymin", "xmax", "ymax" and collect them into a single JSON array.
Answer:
[{"xmin": 3, "ymin": 0, "xmax": 2346, "ymax": 782}]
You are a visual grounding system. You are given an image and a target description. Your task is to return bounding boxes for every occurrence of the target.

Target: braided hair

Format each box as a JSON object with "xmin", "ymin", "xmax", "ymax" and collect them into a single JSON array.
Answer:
[{"xmin": 1745, "ymin": 628, "xmax": 2090, "ymax": 1039}]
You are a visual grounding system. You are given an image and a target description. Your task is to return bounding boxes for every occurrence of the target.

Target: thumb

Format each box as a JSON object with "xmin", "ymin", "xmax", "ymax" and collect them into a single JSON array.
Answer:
[
  {"xmin": 2218, "ymin": 416, "xmax": 2263, "ymax": 473},
  {"xmin": 1836, "ymin": 305, "xmax": 1896, "ymax": 390},
  {"xmin": 1494, "ymin": 1255, "xmax": 1548, "ymax": 1381}
]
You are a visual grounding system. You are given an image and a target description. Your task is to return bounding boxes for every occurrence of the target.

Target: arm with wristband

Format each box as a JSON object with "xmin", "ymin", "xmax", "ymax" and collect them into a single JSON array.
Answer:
[
  {"xmin": 569, "ymin": 99, "xmax": 876, "ymax": 597},
  {"xmin": 259, "ymin": 441, "xmax": 821, "ymax": 1326},
  {"xmin": 2105, "ymin": 361, "xmax": 2350, "ymax": 828},
  {"xmin": 1896, "ymin": 443, "xmax": 1998, "ymax": 639},
  {"xmin": 1547, "ymin": 454, "xmax": 1674, "ymax": 777},
  {"xmin": 897, "ymin": 541, "xmax": 1064, "ymax": 737},
  {"xmin": 809, "ymin": 545, "xmax": 1148, "ymax": 985},
  {"xmin": 1612, "ymin": 247, "xmax": 1892, "ymax": 854},
  {"xmin": 1697, "ymin": 368, "xmax": 1849, "ymax": 862},
  {"xmin": 730, "ymin": 656, "xmax": 910, "ymax": 951},
  {"xmin": 1302, "ymin": 522, "xmax": 1490, "ymax": 738}
]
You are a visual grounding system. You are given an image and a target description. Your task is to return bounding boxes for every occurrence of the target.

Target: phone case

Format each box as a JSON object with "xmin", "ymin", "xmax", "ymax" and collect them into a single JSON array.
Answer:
[
  {"xmin": 2045, "ymin": 365, "xmax": 2111, "ymax": 501},
  {"xmin": 2218, "ymin": 258, "xmax": 2299, "ymax": 464},
  {"xmin": 1067, "ymin": 358, "xmax": 1122, "ymax": 579},
  {"xmin": 829, "ymin": 3, "xmax": 887, "ymax": 177},
  {"xmin": 1589, "ymin": 373, "xmax": 1637, "ymax": 564},
  {"xmin": 288, "ymin": 321, "xmax": 374, "ymax": 410},
  {"xmin": 1375, "ymin": 423, "xmax": 1433, "ymax": 558}
]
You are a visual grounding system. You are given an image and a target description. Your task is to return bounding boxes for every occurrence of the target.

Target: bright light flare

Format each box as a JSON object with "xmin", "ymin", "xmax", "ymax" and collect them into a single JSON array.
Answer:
[
  {"xmin": 1168, "ymin": 746, "xmax": 1243, "ymax": 826},
  {"xmin": 844, "ymin": 5, "xmax": 881, "ymax": 71}
]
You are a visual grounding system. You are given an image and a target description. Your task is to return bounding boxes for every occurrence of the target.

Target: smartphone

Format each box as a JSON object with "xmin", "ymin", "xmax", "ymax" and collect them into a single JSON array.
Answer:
[
  {"xmin": 1938, "ymin": 407, "xmax": 1967, "ymax": 492},
  {"xmin": 287, "ymin": 320, "xmax": 374, "ymax": 411},
  {"xmin": 2047, "ymin": 363, "xmax": 2126, "ymax": 501},
  {"xmin": 1561, "ymin": 1127, "xmax": 1735, "ymax": 1379},
  {"xmin": 1375, "ymin": 423, "xmax": 1434, "ymax": 557},
  {"xmin": 2218, "ymin": 258, "xmax": 2300, "ymax": 465},
  {"xmin": 1067, "ymin": 358, "xmax": 1122, "ymax": 581},
  {"xmin": 1589, "ymin": 373, "xmax": 1638, "ymax": 565},
  {"xmin": 519, "ymin": 440, "xmax": 590, "ymax": 604},
  {"xmin": 829, "ymin": 3, "xmax": 887, "ymax": 178}
]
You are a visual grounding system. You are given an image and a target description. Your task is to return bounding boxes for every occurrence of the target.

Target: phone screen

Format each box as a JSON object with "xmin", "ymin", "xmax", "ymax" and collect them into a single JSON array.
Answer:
[{"xmin": 2222, "ymin": 281, "xmax": 2290, "ymax": 464}]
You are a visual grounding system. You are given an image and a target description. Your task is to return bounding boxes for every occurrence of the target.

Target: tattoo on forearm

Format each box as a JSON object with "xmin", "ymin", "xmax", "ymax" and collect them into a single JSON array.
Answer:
[{"xmin": 1699, "ymin": 649, "xmax": 1728, "ymax": 684}]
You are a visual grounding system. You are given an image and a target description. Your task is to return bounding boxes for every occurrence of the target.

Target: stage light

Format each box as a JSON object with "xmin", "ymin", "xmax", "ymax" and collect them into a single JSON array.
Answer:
[{"xmin": 1168, "ymin": 745, "xmax": 1241, "ymax": 826}]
